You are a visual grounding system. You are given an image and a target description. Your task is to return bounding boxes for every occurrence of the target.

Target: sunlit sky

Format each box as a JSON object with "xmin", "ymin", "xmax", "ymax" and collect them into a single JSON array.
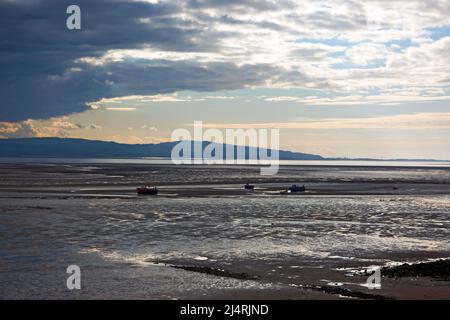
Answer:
[{"xmin": 1, "ymin": 0, "xmax": 450, "ymax": 159}]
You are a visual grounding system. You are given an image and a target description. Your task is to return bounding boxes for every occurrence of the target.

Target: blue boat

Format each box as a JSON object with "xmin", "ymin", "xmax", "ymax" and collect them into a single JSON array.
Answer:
[{"xmin": 289, "ymin": 184, "xmax": 306, "ymax": 192}]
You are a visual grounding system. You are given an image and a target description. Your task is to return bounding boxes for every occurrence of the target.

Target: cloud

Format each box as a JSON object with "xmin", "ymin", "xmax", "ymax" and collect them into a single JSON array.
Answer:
[
  {"xmin": 1, "ymin": 0, "xmax": 450, "ymax": 121},
  {"xmin": 85, "ymin": 124, "xmax": 102, "ymax": 130},
  {"xmin": 0, "ymin": 122, "xmax": 21, "ymax": 134},
  {"xmin": 344, "ymin": 43, "xmax": 388, "ymax": 66},
  {"xmin": 128, "ymin": 136, "xmax": 144, "ymax": 144},
  {"xmin": 296, "ymin": 94, "xmax": 450, "ymax": 106},
  {"xmin": 51, "ymin": 119, "xmax": 83, "ymax": 130},
  {"xmin": 49, "ymin": 117, "xmax": 101, "ymax": 131},
  {"xmin": 0, "ymin": 120, "xmax": 41, "ymax": 138},
  {"xmin": 264, "ymin": 96, "xmax": 301, "ymax": 102},
  {"xmin": 204, "ymin": 95, "xmax": 235, "ymax": 100},
  {"xmin": 0, "ymin": 117, "xmax": 102, "ymax": 138},
  {"xmin": 141, "ymin": 125, "xmax": 158, "ymax": 131},
  {"xmin": 264, "ymin": 92, "xmax": 450, "ymax": 105},
  {"xmin": 108, "ymin": 134, "xmax": 166, "ymax": 144},
  {"xmin": 201, "ymin": 112, "xmax": 450, "ymax": 130},
  {"xmin": 0, "ymin": 120, "xmax": 64, "ymax": 138},
  {"xmin": 0, "ymin": 0, "xmax": 283, "ymax": 121},
  {"xmin": 104, "ymin": 107, "xmax": 137, "ymax": 111},
  {"xmin": 92, "ymin": 93, "xmax": 235, "ymax": 105}
]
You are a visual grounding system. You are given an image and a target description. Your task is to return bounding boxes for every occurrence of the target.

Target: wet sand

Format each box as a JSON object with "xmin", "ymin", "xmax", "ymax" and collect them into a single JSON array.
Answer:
[
  {"xmin": 0, "ymin": 163, "xmax": 449, "ymax": 198},
  {"xmin": 0, "ymin": 163, "xmax": 449, "ymax": 299}
]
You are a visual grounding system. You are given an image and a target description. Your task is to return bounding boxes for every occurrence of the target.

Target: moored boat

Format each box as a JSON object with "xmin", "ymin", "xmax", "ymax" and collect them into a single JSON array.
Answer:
[
  {"xmin": 289, "ymin": 184, "xmax": 306, "ymax": 192},
  {"xmin": 244, "ymin": 183, "xmax": 255, "ymax": 190},
  {"xmin": 136, "ymin": 186, "xmax": 158, "ymax": 195}
]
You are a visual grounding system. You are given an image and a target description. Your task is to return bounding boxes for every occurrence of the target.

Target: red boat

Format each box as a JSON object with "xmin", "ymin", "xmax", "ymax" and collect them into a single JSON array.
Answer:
[{"xmin": 136, "ymin": 186, "xmax": 158, "ymax": 195}]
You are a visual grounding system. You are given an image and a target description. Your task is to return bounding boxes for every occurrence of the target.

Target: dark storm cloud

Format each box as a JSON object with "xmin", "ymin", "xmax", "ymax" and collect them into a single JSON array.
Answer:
[
  {"xmin": 0, "ymin": 0, "xmax": 268, "ymax": 121},
  {"xmin": 78, "ymin": 58, "xmax": 277, "ymax": 100}
]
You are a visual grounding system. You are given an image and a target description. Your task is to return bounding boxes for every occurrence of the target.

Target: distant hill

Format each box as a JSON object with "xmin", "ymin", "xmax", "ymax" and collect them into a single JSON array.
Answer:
[{"xmin": 0, "ymin": 138, "xmax": 324, "ymax": 160}]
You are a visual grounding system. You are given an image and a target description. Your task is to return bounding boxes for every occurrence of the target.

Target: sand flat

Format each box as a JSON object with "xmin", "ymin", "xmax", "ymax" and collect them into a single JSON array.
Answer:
[{"xmin": 0, "ymin": 163, "xmax": 449, "ymax": 299}]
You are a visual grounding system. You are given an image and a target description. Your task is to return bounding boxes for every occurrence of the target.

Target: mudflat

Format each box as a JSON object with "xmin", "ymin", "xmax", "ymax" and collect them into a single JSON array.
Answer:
[{"xmin": 0, "ymin": 163, "xmax": 449, "ymax": 299}]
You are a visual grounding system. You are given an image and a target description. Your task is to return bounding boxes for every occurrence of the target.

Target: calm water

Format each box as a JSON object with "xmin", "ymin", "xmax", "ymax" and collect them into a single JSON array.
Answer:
[{"xmin": 0, "ymin": 157, "xmax": 449, "ymax": 168}]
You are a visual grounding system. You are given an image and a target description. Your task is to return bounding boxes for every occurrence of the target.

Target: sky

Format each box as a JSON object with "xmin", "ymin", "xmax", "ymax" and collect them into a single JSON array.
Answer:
[{"xmin": 0, "ymin": 0, "xmax": 450, "ymax": 159}]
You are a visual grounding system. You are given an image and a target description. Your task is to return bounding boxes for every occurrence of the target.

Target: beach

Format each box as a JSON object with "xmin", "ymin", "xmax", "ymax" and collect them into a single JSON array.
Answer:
[{"xmin": 0, "ymin": 162, "xmax": 449, "ymax": 299}]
